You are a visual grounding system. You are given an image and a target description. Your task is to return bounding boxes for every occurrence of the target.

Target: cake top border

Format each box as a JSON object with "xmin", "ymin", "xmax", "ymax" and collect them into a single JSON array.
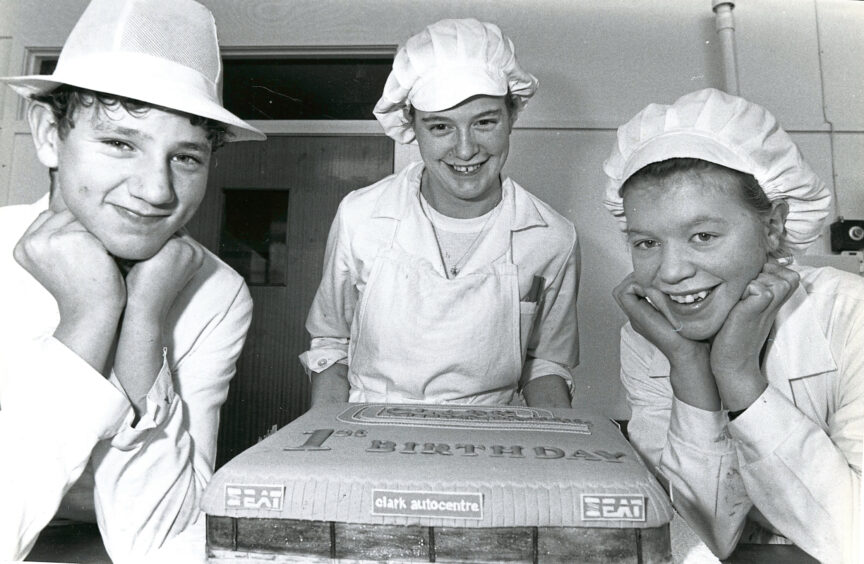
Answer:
[{"xmin": 337, "ymin": 403, "xmax": 594, "ymax": 434}]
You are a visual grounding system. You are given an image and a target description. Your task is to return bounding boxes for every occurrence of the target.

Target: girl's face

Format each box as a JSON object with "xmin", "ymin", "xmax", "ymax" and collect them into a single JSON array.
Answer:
[
  {"xmin": 413, "ymin": 95, "xmax": 512, "ymax": 218},
  {"xmin": 623, "ymin": 168, "xmax": 780, "ymax": 341}
]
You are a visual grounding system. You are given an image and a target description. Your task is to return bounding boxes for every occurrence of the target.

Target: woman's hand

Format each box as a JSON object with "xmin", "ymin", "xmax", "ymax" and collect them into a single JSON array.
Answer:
[
  {"xmin": 613, "ymin": 274, "xmax": 708, "ymax": 365},
  {"xmin": 614, "ymin": 274, "xmax": 719, "ymax": 410},
  {"xmin": 710, "ymin": 261, "xmax": 800, "ymax": 411}
]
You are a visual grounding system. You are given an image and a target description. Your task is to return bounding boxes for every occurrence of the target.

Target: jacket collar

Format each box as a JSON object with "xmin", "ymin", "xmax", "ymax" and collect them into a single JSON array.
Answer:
[
  {"xmin": 764, "ymin": 274, "xmax": 837, "ymax": 381},
  {"xmin": 370, "ymin": 162, "xmax": 547, "ymax": 275},
  {"xmin": 35, "ymin": 192, "xmax": 50, "ymax": 213},
  {"xmin": 371, "ymin": 162, "xmax": 546, "ymax": 229},
  {"xmin": 648, "ymin": 275, "xmax": 837, "ymax": 382}
]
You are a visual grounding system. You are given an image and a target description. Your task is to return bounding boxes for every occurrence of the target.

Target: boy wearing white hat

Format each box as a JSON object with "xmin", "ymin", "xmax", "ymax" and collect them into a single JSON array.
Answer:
[
  {"xmin": 0, "ymin": 0, "xmax": 264, "ymax": 560},
  {"xmin": 301, "ymin": 19, "xmax": 579, "ymax": 408},
  {"xmin": 604, "ymin": 88, "xmax": 860, "ymax": 562}
]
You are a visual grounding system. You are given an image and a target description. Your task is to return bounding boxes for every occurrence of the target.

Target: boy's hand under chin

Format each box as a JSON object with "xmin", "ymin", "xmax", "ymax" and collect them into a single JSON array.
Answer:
[
  {"xmin": 114, "ymin": 234, "xmax": 204, "ymax": 416},
  {"xmin": 14, "ymin": 209, "xmax": 127, "ymax": 317},
  {"xmin": 124, "ymin": 234, "xmax": 205, "ymax": 327},
  {"xmin": 13, "ymin": 209, "xmax": 126, "ymax": 374}
]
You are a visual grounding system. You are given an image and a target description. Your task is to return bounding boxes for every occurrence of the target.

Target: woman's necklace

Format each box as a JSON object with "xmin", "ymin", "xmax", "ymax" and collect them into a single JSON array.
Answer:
[{"xmin": 420, "ymin": 194, "xmax": 497, "ymax": 278}]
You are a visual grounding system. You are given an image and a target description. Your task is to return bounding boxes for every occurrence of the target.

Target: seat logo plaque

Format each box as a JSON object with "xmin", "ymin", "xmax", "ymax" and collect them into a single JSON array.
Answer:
[
  {"xmin": 225, "ymin": 484, "xmax": 285, "ymax": 511},
  {"xmin": 581, "ymin": 494, "xmax": 645, "ymax": 522}
]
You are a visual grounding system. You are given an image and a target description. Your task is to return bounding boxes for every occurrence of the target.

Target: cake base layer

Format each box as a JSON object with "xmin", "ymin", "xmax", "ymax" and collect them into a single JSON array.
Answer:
[{"xmin": 206, "ymin": 516, "xmax": 672, "ymax": 563}]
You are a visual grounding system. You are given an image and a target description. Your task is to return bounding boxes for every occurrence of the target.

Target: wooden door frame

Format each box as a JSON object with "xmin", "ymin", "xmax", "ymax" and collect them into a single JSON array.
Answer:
[{"xmin": 221, "ymin": 46, "xmax": 416, "ymax": 168}]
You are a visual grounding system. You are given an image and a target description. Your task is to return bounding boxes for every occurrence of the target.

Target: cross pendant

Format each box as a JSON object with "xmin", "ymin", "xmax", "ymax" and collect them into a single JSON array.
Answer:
[{"xmin": 450, "ymin": 266, "xmax": 459, "ymax": 277}]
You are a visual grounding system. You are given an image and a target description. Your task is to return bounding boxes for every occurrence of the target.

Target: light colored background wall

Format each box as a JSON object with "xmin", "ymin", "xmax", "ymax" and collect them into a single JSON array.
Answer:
[{"xmin": 0, "ymin": 0, "xmax": 861, "ymax": 418}]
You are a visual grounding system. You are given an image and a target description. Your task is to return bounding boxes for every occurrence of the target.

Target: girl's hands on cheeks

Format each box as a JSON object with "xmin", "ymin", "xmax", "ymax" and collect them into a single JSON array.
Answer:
[
  {"xmin": 710, "ymin": 261, "xmax": 800, "ymax": 411},
  {"xmin": 614, "ymin": 274, "xmax": 708, "ymax": 365},
  {"xmin": 614, "ymin": 274, "xmax": 720, "ymax": 410}
]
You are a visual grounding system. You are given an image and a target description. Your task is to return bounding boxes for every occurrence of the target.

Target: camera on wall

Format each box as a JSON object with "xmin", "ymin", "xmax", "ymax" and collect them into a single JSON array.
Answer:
[{"xmin": 830, "ymin": 217, "xmax": 864, "ymax": 252}]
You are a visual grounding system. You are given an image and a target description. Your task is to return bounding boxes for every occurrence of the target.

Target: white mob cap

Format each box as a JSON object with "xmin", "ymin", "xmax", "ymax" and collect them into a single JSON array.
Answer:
[
  {"xmin": 373, "ymin": 18, "xmax": 539, "ymax": 144},
  {"xmin": 602, "ymin": 88, "xmax": 831, "ymax": 252},
  {"xmin": 0, "ymin": 0, "xmax": 265, "ymax": 142}
]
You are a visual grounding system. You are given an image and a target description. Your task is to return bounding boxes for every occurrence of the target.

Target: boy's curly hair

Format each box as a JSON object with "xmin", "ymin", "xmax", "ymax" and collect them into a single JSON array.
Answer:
[{"xmin": 32, "ymin": 85, "xmax": 229, "ymax": 150}]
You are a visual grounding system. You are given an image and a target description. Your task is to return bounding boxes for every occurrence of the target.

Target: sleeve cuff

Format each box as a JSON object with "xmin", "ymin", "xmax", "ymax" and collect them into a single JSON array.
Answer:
[
  {"xmin": 522, "ymin": 357, "xmax": 572, "ymax": 382},
  {"xmin": 299, "ymin": 349, "xmax": 348, "ymax": 377},
  {"xmin": 4, "ymin": 337, "xmax": 131, "ymax": 441},
  {"xmin": 728, "ymin": 385, "xmax": 808, "ymax": 464},
  {"xmin": 668, "ymin": 396, "xmax": 734, "ymax": 454},
  {"xmin": 108, "ymin": 349, "xmax": 178, "ymax": 447}
]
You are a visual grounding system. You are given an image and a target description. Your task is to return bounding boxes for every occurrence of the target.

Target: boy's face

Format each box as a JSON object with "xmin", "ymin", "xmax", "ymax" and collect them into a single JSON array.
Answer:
[{"xmin": 46, "ymin": 102, "xmax": 212, "ymax": 260}]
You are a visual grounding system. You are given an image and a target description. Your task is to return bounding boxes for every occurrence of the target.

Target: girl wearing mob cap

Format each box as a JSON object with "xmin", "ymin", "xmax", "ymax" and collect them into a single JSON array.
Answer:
[
  {"xmin": 604, "ymin": 88, "xmax": 861, "ymax": 563},
  {"xmin": 301, "ymin": 19, "xmax": 579, "ymax": 408}
]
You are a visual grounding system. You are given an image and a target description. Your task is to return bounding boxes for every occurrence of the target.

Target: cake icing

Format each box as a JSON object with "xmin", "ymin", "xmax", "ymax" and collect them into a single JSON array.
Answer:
[{"xmin": 202, "ymin": 403, "xmax": 673, "ymax": 530}]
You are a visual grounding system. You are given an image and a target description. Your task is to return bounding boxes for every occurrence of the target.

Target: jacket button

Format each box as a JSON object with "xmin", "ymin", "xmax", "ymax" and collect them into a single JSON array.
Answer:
[{"xmin": 318, "ymin": 359, "xmax": 328, "ymax": 367}]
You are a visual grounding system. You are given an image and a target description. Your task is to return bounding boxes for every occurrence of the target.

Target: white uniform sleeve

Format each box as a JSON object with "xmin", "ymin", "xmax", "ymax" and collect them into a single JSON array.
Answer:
[
  {"xmin": 301, "ymin": 201, "xmax": 356, "ymax": 375},
  {"xmin": 728, "ymin": 330, "xmax": 862, "ymax": 563},
  {"xmin": 620, "ymin": 324, "xmax": 750, "ymax": 559},
  {"xmin": 0, "ymin": 337, "xmax": 131, "ymax": 560},
  {"xmin": 90, "ymin": 279, "xmax": 252, "ymax": 562},
  {"xmin": 520, "ymin": 229, "xmax": 580, "ymax": 389}
]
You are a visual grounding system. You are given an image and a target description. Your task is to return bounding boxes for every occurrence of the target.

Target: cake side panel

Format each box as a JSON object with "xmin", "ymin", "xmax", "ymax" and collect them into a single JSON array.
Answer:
[{"xmin": 206, "ymin": 520, "xmax": 673, "ymax": 563}]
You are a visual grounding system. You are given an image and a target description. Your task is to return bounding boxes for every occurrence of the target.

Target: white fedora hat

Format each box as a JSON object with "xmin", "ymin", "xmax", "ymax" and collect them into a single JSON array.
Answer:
[{"xmin": 1, "ymin": 0, "xmax": 265, "ymax": 142}]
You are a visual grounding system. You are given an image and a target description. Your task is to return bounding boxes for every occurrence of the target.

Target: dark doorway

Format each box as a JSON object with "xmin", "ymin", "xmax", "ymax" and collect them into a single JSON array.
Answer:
[{"xmin": 186, "ymin": 135, "xmax": 393, "ymax": 466}]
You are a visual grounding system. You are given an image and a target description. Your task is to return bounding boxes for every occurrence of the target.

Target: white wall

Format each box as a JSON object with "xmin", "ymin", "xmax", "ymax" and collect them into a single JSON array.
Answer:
[{"xmin": 1, "ymin": 0, "xmax": 862, "ymax": 418}]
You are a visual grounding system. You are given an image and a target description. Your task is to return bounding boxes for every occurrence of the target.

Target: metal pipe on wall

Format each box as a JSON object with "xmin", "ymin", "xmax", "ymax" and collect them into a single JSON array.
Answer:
[{"xmin": 712, "ymin": 0, "xmax": 740, "ymax": 95}]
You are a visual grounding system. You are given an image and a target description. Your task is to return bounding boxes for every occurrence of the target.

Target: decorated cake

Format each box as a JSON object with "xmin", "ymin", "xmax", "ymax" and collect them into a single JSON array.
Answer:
[{"xmin": 202, "ymin": 403, "xmax": 673, "ymax": 563}]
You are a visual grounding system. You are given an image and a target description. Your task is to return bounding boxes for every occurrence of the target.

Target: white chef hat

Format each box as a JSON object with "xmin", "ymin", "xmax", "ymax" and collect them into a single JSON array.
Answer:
[
  {"xmin": 373, "ymin": 18, "xmax": 539, "ymax": 144},
  {"xmin": 602, "ymin": 88, "xmax": 831, "ymax": 252}
]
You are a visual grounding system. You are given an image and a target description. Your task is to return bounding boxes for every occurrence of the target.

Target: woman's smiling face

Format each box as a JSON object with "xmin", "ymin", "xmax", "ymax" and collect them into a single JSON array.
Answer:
[
  {"xmin": 623, "ymin": 167, "xmax": 774, "ymax": 341},
  {"xmin": 413, "ymin": 95, "xmax": 512, "ymax": 218}
]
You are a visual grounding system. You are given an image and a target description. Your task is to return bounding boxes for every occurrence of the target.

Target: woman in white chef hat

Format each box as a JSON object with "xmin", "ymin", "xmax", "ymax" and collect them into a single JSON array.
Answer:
[
  {"xmin": 301, "ymin": 19, "xmax": 579, "ymax": 408},
  {"xmin": 603, "ymin": 88, "xmax": 861, "ymax": 563}
]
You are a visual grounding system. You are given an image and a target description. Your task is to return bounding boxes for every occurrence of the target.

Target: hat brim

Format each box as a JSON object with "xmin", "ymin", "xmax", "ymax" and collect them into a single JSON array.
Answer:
[
  {"xmin": 620, "ymin": 131, "xmax": 755, "ymax": 183},
  {"xmin": 410, "ymin": 66, "xmax": 507, "ymax": 112},
  {"xmin": 3, "ymin": 73, "xmax": 265, "ymax": 143}
]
